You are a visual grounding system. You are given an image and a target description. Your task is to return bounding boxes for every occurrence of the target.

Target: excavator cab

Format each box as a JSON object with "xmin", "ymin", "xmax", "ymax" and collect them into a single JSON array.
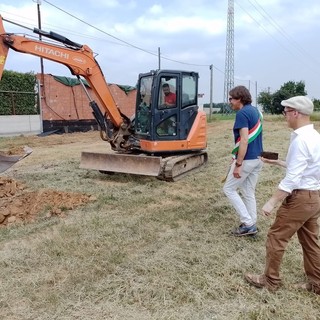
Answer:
[
  {"xmin": 135, "ymin": 70, "xmax": 207, "ymax": 154},
  {"xmin": 136, "ymin": 70, "xmax": 198, "ymax": 141}
]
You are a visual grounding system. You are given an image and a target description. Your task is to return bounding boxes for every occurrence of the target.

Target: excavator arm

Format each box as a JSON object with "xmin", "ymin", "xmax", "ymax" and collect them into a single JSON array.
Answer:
[{"xmin": 0, "ymin": 16, "xmax": 134, "ymax": 151}]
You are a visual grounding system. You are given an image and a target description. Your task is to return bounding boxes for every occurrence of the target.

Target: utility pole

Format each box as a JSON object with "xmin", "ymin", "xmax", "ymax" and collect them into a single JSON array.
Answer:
[
  {"xmin": 158, "ymin": 47, "xmax": 161, "ymax": 70},
  {"xmin": 34, "ymin": 0, "xmax": 45, "ymax": 132},
  {"xmin": 209, "ymin": 65, "xmax": 213, "ymax": 118},
  {"xmin": 35, "ymin": 0, "xmax": 44, "ymax": 77},
  {"xmin": 223, "ymin": 0, "xmax": 234, "ymax": 111}
]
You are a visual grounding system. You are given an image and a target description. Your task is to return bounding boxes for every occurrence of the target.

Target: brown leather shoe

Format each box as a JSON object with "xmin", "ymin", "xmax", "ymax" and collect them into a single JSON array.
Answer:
[
  {"xmin": 244, "ymin": 273, "xmax": 278, "ymax": 292},
  {"xmin": 293, "ymin": 283, "xmax": 312, "ymax": 291},
  {"xmin": 293, "ymin": 282, "xmax": 320, "ymax": 295}
]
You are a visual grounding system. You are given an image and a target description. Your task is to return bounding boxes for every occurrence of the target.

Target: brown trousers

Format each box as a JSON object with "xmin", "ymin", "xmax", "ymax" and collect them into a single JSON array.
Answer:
[{"xmin": 265, "ymin": 189, "xmax": 320, "ymax": 293}]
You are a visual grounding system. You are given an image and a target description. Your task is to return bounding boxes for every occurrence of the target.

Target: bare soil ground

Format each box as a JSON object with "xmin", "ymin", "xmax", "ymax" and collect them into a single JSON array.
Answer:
[
  {"xmin": 0, "ymin": 132, "xmax": 100, "ymax": 226},
  {"xmin": 0, "ymin": 176, "xmax": 94, "ymax": 226}
]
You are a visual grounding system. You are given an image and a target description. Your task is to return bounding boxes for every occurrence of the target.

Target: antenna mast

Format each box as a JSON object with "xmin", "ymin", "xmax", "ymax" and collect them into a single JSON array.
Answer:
[{"xmin": 223, "ymin": 0, "xmax": 234, "ymax": 108}]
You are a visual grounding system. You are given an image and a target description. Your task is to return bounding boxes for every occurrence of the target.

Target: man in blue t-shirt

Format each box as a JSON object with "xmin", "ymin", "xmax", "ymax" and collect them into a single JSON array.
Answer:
[{"xmin": 223, "ymin": 86, "xmax": 263, "ymax": 236}]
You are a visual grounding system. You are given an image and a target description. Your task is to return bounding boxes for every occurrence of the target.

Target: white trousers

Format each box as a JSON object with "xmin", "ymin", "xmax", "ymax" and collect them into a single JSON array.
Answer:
[{"xmin": 223, "ymin": 159, "xmax": 263, "ymax": 226}]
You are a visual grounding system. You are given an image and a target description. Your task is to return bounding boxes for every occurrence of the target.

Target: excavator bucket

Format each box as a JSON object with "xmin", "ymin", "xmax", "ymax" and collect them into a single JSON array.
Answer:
[
  {"xmin": 80, "ymin": 152, "xmax": 163, "ymax": 176},
  {"xmin": 0, "ymin": 146, "xmax": 33, "ymax": 174}
]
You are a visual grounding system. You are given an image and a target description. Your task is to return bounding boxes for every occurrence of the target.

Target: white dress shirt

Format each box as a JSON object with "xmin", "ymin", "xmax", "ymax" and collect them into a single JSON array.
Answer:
[{"xmin": 279, "ymin": 124, "xmax": 320, "ymax": 192}]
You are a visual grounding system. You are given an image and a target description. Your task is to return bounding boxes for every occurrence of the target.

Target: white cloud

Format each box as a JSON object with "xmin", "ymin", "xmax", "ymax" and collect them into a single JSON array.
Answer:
[
  {"xmin": 133, "ymin": 15, "xmax": 225, "ymax": 36},
  {"xmin": 87, "ymin": 0, "xmax": 120, "ymax": 8},
  {"xmin": 148, "ymin": 4, "xmax": 163, "ymax": 15}
]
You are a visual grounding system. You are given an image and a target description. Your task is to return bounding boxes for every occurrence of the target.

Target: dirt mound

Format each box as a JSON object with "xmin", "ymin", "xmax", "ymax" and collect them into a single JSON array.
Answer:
[
  {"xmin": 0, "ymin": 177, "xmax": 24, "ymax": 198},
  {"xmin": 0, "ymin": 177, "xmax": 95, "ymax": 226},
  {"xmin": 0, "ymin": 146, "xmax": 27, "ymax": 156}
]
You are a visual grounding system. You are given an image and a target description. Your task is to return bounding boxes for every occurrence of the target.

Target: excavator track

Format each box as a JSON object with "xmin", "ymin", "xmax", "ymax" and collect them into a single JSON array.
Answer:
[
  {"xmin": 158, "ymin": 151, "xmax": 208, "ymax": 182},
  {"xmin": 80, "ymin": 151, "xmax": 208, "ymax": 181}
]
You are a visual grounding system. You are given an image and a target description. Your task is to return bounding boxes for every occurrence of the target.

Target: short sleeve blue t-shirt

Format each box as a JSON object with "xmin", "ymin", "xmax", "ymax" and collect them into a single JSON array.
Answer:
[{"xmin": 233, "ymin": 104, "xmax": 263, "ymax": 160}]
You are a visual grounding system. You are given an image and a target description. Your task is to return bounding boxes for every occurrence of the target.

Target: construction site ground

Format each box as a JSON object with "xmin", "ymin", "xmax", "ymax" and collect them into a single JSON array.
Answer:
[
  {"xmin": 1, "ymin": 120, "xmax": 320, "ymax": 320},
  {"xmin": 0, "ymin": 131, "xmax": 103, "ymax": 227}
]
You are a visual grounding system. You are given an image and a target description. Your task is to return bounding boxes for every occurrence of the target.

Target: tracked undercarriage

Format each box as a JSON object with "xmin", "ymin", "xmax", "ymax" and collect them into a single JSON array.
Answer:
[{"xmin": 80, "ymin": 150, "xmax": 208, "ymax": 182}]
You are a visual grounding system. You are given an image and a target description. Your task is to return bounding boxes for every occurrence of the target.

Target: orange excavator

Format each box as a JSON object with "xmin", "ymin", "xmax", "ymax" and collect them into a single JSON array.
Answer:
[{"xmin": 0, "ymin": 16, "xmax": 207, "ymax": 181}]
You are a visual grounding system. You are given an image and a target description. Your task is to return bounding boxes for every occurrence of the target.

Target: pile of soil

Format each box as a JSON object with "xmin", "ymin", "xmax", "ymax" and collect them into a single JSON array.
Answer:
[
  {"xmin": 0, "ymin": 177, "xmax": 95, "ymax": 226},
  {"xmin": 0, "ymin": 146, "xmax": 26, "ymax": 156}
]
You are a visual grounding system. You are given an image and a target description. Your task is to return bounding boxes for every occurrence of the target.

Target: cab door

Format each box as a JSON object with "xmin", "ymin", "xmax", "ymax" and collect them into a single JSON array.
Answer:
[
  {"xmin": 153, "ymin": 71, "xmax": 199, "ymax": 141},
  {"xmin": 179, "ymin": 72, "xmax": 199, "ymax": 140},
  {"xmin": 153, "ymin": 74, "xmax": 180, "ymax": 140}
]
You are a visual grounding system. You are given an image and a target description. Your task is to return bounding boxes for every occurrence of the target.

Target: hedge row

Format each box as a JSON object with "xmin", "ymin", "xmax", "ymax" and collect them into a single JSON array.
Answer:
[{"xmin": 0, "ymin": 70, "xmax": 38, "ymax": 115}]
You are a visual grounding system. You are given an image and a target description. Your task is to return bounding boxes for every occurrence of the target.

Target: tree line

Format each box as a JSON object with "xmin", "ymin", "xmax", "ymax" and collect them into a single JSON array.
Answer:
[
  {"xmin": 203, "ymin": 80, "xmax": 320, "ymax": 114},
  {"xmin": 1, "ymin": 71, "xmax": 319, "ymax": 116},
  {"xmin": 257, "ymin": 81, "xmax": 320, "ymax": 114}
]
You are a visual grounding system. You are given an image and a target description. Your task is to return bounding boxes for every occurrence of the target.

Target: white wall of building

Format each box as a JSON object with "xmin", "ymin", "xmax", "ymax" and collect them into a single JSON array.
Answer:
[{"xmin": 0, "ymin": 115, "xmax": 42, "ymax": 136}]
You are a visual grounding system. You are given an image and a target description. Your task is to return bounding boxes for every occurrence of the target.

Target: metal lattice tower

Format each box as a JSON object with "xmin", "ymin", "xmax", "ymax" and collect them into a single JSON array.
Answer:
[{"xmin": 223, "ymin": 0, "xmax": 234, "ymax": 107}]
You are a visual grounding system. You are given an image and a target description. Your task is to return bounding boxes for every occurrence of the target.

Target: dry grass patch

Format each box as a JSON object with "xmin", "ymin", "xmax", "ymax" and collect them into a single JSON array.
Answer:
[{"xmin": 0, "ymin": 119, "xmax": 319, "ymax": 319}]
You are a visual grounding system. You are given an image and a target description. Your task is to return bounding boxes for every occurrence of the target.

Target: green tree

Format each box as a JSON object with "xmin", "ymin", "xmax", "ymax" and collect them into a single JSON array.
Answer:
[
  {"xmin": 313, "ymin": 99, "xmax": 320, "ymax": 112},
  {"xmin": 272, "ymin": 90, "xmax": 290, "ymax": 114},
  {"xmin": 258, "ymin": 81, "xmax": 307, "ymax": 114},
  {"xmin": 257, "ymin": 91, "xmax": 272, "ymax": 113}
]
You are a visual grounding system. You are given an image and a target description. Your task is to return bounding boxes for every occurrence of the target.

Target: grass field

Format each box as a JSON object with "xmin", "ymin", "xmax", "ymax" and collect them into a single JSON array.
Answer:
[{"xmin": 0, "ymin": 118, "xmax": 319, "ymax": 319}]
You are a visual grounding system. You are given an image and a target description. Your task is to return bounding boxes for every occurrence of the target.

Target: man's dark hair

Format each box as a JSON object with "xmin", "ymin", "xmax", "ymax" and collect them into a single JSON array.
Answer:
[
  {"xmin": 229, "ymin": 86, "xmax": 252, "ymax": 105},
  {"xmin": 162, "ymin": 83, "xmax": 170, "ymax": 89}
]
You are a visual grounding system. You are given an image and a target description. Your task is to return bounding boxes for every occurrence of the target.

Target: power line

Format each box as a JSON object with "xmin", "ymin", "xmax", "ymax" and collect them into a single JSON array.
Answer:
[
  {"xmin": 42, "ymin": 0, "xmax": 156, "ymax": 56},
  {"xmin": 2, "ymin": 2, "xmax": 215, "ymax": 69},
  {"xmin": 4, "ymin": 1, "xmax": 263, "ymax": 102},
  {"xmin": 235, "ymin": 0, "xmax": 293, "ymax": 55},
  {"xmin": 238, "ymin": 0, "xmax": 320, "ymax": 75},
  {"xmin": 3, "ymin": 2, "xmax": 234, "ymax": 75},
  {"xmin": 249, "ymin": 0, "xmax": 320, "ymax": 66},
  {"xmin": 42, "ymin": 0, "xmax": 212, "ymax": 68}
]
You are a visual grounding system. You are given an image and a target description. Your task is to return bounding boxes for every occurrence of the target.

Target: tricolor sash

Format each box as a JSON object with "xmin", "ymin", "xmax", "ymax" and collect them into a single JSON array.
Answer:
[{"xmin": 231, "ymin": 110, "xmax": 263, "ymax": 158}]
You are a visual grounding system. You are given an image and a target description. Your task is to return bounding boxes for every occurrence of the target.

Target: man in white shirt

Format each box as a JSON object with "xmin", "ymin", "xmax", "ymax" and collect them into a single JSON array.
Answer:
[{"xmin": 244, "ymin": 96, "xmax": 320, "ymax": 294}]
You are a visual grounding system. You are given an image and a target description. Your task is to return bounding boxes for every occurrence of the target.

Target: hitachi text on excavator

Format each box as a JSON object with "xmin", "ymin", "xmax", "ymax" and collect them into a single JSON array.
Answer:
[{"xmin": 0, "ymin": 16, "xmax": 208, "ymax": 181}]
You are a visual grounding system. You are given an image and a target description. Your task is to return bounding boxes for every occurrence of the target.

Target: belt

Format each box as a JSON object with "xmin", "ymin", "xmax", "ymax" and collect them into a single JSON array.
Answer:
[{"xmin": 292, "ymin": 189, "xmax": 320, "ymax": 195}]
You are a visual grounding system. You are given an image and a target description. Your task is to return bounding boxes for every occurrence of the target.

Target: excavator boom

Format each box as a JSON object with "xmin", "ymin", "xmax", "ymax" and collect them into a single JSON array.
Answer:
[
  {"xmin": 0, "ymin": 15, "xmax": 132, "ymax": 152},
  {"xmin": 0, "ymin": 18, "xmax": 123, "ymax": 127}
]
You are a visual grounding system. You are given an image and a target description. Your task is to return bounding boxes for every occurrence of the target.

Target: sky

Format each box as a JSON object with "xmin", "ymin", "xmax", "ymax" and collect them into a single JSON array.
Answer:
[{"xmin": 1, "ymin": 0, "xmax": 320, "ymax": 106}]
